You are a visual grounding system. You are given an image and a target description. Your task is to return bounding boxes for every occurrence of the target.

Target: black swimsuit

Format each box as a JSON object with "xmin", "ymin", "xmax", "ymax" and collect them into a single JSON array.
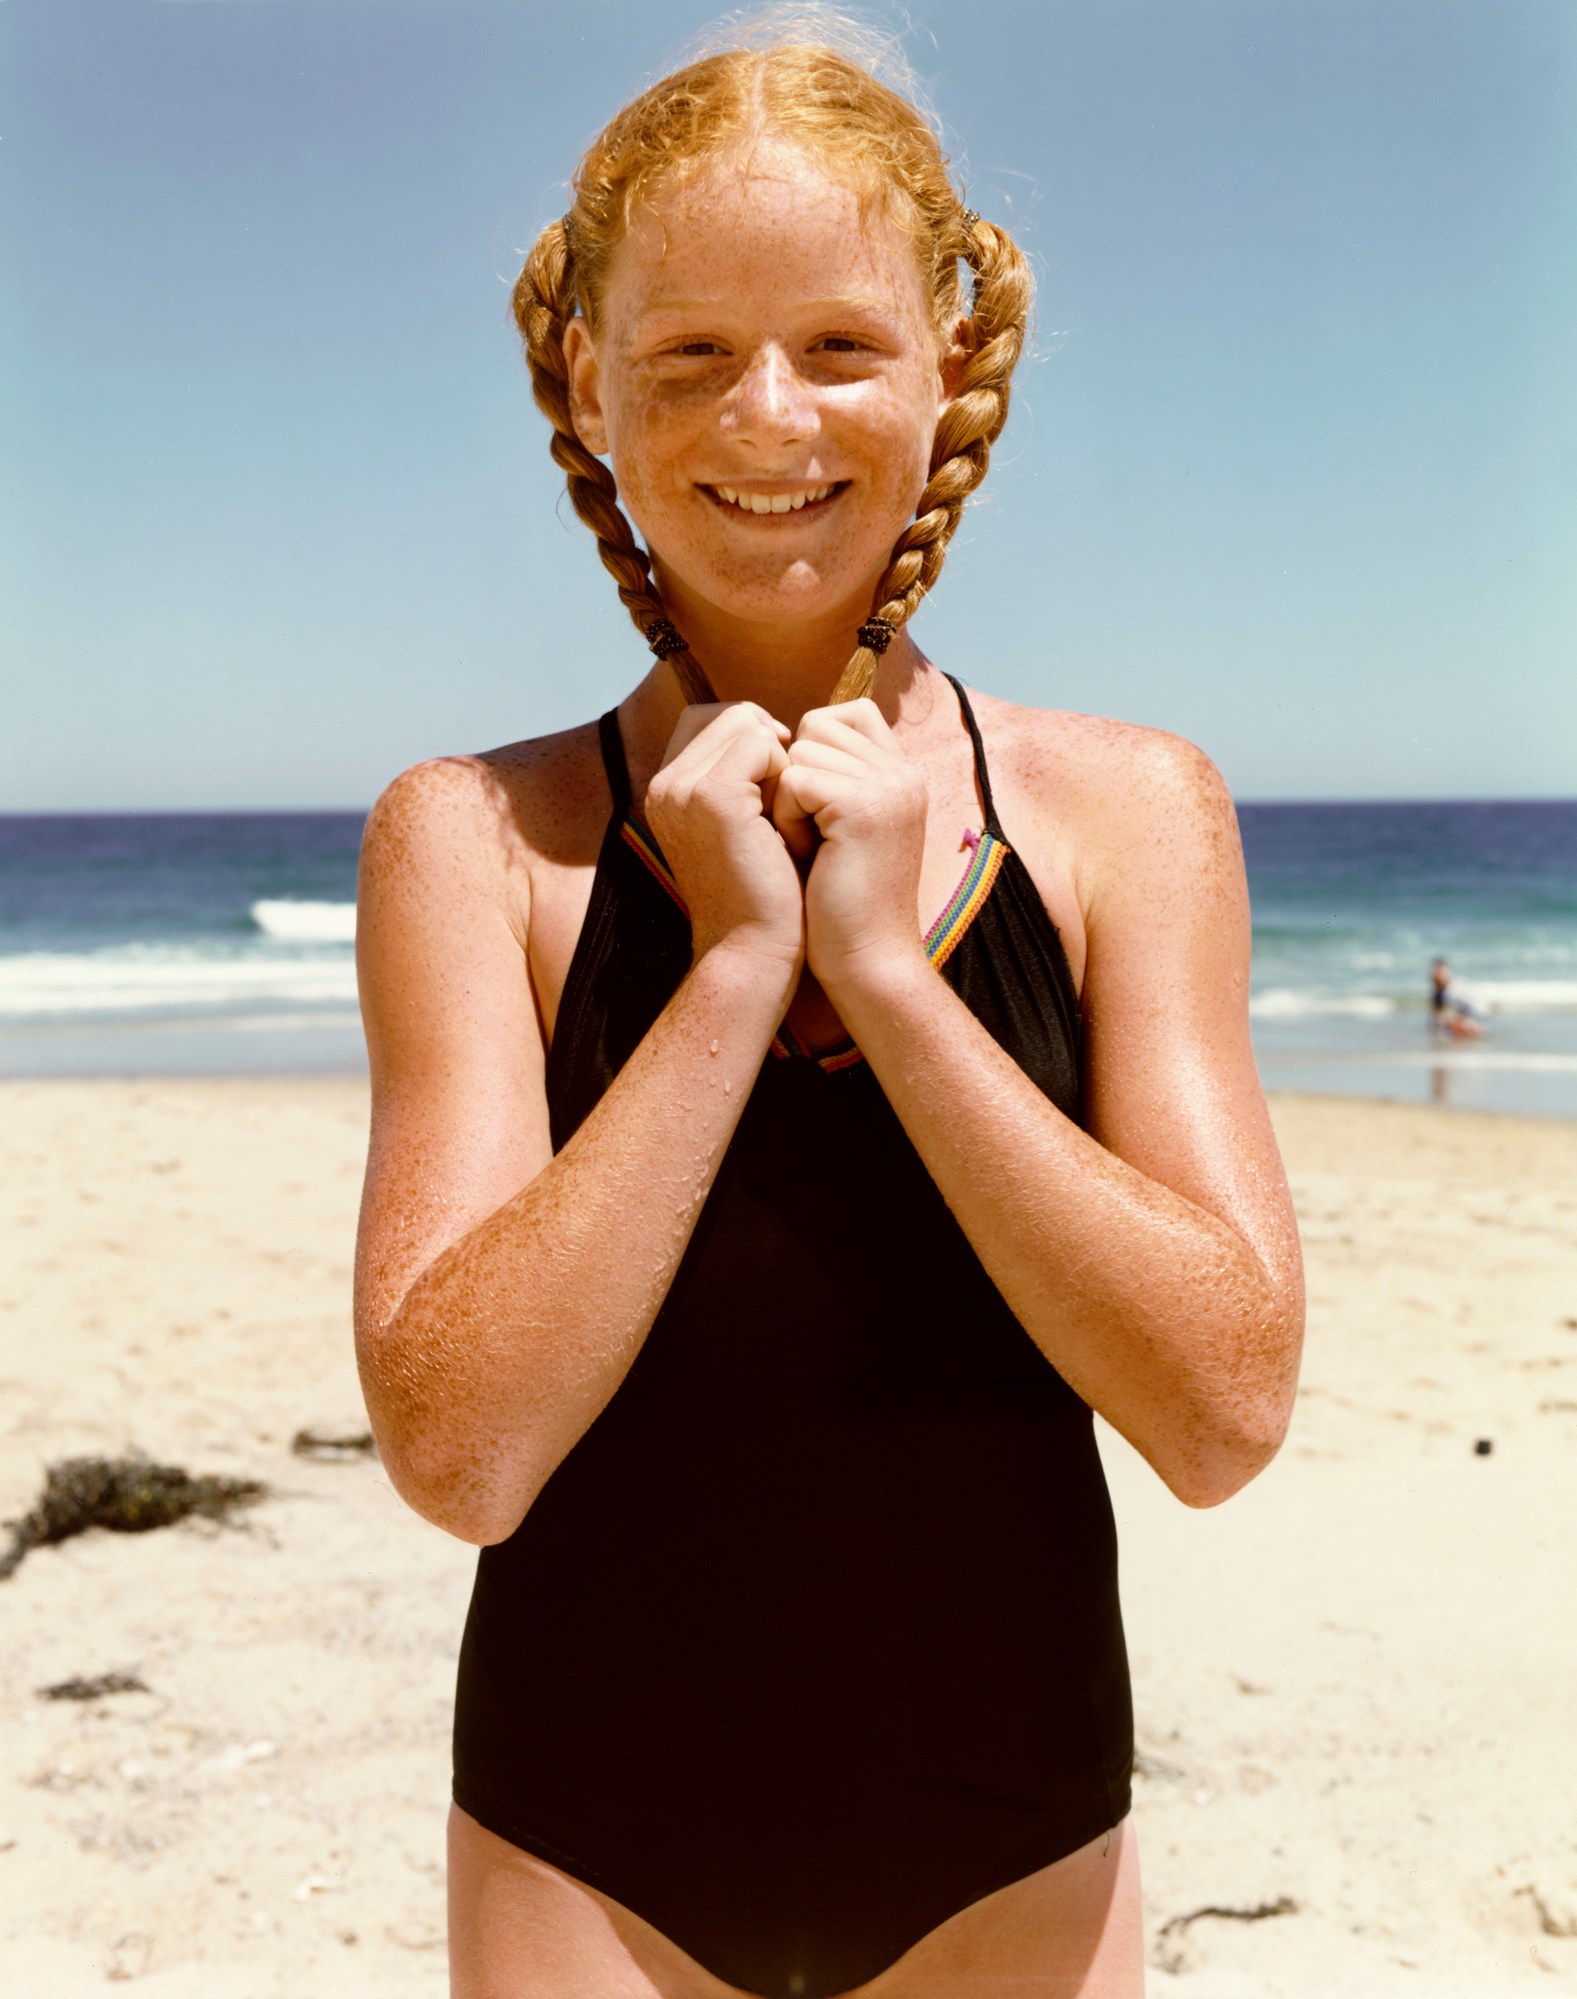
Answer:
[{"xmin": 452, "ymin": 678, "xmax": 1133, "ymax": 1999}]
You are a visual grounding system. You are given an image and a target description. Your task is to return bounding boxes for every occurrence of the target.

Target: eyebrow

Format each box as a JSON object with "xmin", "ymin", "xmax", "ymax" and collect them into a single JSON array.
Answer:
[{"xmin": 634, "ymin": 294, "xmax": 904, "ymax": 323}]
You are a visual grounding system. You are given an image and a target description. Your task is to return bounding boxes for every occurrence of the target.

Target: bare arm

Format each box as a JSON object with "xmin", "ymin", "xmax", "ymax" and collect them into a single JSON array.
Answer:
[
  {"xmin": 355, "ymin": 708, "xmax": 802, "ymax": 1545},
  {"xmin": 777, "ymin": 702, "xmax": 1303, "ymax": 1508}
]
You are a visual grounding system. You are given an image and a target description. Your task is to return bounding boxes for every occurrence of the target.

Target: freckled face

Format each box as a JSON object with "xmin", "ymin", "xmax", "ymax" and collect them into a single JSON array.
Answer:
[{"xmin": 564, "ymin": 140, "xmax": 950, "ymax": 634}]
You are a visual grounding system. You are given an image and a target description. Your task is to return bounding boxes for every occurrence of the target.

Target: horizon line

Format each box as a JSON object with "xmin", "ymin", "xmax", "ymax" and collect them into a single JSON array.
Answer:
[{"xmin": 4, "ymin": 795, "xmax": 1577, "ymax": 818}]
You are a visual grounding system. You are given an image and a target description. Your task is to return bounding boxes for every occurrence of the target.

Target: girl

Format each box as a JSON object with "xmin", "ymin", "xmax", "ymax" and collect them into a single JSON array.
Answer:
[{"xmin": 354, "ymin": 21, "xmax": 1303, "ymax": 1998}]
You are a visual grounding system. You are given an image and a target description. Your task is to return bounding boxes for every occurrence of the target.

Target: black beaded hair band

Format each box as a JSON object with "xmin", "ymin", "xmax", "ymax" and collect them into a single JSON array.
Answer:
[
  {"xmin": 644, "ymin": 617, "xmax": 688, "ymax": 660},
  {"xmin": 651, "ymin": 616, "xmax": 895, "ymax": 660}
]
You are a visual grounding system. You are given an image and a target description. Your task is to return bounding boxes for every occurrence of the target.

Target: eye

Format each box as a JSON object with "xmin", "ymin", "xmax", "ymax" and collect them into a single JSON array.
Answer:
[
  {"xmin": 674, "ymin": 339, "xmax": 723, "ymax": 357},
  {"xmin": 815, "ymin": 335, "xmax": 865, "ymax": 354}
]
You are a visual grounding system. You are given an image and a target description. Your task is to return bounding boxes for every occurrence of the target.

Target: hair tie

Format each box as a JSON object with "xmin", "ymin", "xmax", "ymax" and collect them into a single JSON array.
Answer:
[
  {"xmin": 959, "ymin": 208, "xmax": 981, "ymax": 233},
  {"xmin": 857, "ymin": 617, "xmax": 898, "ymax": 655},
  {"xmin": 644, "ymin": 617, "xmax": 688, "ymax": 660}
]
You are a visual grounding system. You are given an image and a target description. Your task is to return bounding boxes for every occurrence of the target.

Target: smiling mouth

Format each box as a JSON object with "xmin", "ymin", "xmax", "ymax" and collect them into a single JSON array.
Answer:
[{"xmin": 703, "ymin": 482, "xmax": 846, "ymax": 516}]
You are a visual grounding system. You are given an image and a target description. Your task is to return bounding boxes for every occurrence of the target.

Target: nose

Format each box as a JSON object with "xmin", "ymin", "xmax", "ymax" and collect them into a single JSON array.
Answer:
[{"xmin": 719, "ymin": 343, "xmax": 819, "ymax": 453}]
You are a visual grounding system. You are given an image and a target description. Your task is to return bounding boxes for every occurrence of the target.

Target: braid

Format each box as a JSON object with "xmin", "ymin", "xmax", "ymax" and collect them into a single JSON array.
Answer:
[
  {"xmin": 517, "ymin": 195, "xmax": 1029, "ymax": 712},
  {"xmin": 829, "ymin": 212, "xmax": 1032, "ymax": 704},
  {"xmin": 513, "ymin": 220, "xmax": 715, "ymax": 705}
]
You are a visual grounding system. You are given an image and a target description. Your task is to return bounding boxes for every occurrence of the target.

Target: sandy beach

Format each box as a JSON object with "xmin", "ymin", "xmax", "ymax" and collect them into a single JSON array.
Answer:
[{"xmin": 1, "ymin": 1078, "xmax": 1574, "ymax": 1996}]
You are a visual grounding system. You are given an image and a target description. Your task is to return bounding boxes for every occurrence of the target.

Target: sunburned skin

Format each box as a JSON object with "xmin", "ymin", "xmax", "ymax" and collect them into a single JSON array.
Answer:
[
  {"xmin": 562, "ymin": 136, "xmax": 959, "ymax": 677},
  {"xmin": 353, "ymin": 124, "xmax": 1302, "ymax": 1999}
]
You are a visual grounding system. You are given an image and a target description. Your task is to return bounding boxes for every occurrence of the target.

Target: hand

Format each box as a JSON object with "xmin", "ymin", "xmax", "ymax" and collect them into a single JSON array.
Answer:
[
  {"xmin": 643, "ymin": 702, "xmax": 805, "ymax": 991},
  {"xmin": 771, "ymin": 699, "xmax": 930, "ymax": 999}
]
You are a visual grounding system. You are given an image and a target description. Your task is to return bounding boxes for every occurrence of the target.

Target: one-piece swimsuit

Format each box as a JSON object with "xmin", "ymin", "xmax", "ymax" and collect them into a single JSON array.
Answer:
[{"xmin": 452, "ymin": 676, "xmax": 1133, "ymax": 1999}]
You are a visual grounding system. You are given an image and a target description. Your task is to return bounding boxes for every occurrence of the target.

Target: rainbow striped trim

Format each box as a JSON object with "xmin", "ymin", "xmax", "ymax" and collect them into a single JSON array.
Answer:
[
  {"xmin": 620, "ymin": 815, "xmax": 1010, "ymax": 1069},
  {"xmin": 770, "ymin": 1021, "xmax": 866, "ymax": 1073},
  {"xmin": 620, "ymin": 816, "xmax": 689, "ymax": 914},
  {"xmin": 922, "ymin": 829, "xmax": 1007, "ymax": 971}
]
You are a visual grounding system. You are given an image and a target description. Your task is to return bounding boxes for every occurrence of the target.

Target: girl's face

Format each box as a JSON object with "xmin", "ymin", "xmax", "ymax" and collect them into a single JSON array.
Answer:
[{"xmin": 565, "ymin": 138, "xmax": 956, "ymax": 640}]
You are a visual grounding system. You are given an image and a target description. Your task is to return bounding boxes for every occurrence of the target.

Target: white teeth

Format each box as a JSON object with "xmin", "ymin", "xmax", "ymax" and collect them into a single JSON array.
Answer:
[{"xmin": 712, "ymin": 483, "xmax": 834, "ymax": 514}]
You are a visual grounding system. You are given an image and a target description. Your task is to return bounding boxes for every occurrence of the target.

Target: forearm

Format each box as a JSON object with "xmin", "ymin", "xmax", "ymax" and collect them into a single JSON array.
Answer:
[
  {"xmin": 832, "ymin": 955, "xmax": 1302, "ymax": 1505},
  {"xmin": 360, "ymin": 948, "xmax": 787, "ymax": 1543}
]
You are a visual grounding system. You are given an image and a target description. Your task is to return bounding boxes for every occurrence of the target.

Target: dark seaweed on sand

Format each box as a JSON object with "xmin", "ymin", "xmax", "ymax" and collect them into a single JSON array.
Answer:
[
  {"xmin": 40, "ymin": 1669, "xmax": 150, "ymax": 1701},
  {"xmin": 0, "ymin": 1455, "xmax": 267, "ymax": 1581},
  {"xmin": 291, "ymin": 1426, "xmax": 376, "ymax": 1461}
]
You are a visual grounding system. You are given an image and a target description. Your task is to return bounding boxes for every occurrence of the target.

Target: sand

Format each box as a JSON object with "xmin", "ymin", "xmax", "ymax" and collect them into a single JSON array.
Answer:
[{"xmin": 1, "ymin": 1078, "xmax": 1573, "ymax": 1996}]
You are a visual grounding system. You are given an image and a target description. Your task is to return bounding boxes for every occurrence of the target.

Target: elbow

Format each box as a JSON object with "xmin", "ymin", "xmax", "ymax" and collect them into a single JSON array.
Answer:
[
  {"xmin": 1165, "ymin": 1430, "xmax": 1281, "ymax": 1510},
  {"xmin": 1164, "ymin": 1294, "xmax": 1304, "ymax": 1508},
  {"xmin": 358, "ymin": 1357, "xmax": 538, "ymax": 1547},
  {"xmin": 1157, "ymin": 1387, "xmax": 1297, "ymax": 1510},
  {"xmin": 377, "ymin": 1430, "xmax": 536, "ymax": 1546}
]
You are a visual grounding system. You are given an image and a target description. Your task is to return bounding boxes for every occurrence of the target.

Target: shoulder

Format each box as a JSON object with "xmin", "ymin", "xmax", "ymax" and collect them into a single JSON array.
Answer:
[
  {"xmin": 356, "ymin": 723, "xmax": 613, "ymax": 1088},
  {"xmin": 360, "ymin": 722, "xmax": 610, "ymax": 919},
  {"xmin": 965, "ymin": 686, "xmax": 1229, "ymax": 812},
  {"xmin": 960, "ymin": 688, "xmax": 1239, "ymax": 913}
]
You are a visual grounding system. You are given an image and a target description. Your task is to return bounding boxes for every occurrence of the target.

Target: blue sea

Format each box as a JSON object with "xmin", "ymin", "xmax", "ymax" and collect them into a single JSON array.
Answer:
[{"xmin": 2, "ymin": 803, "xmax": 1575, "ymax": 1117}]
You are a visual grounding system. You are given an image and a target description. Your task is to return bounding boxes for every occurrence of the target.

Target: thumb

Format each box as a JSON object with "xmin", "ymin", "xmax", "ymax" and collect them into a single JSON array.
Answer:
[{"xmin": 771, "ymin": 766, "xmax": 821, "ymax": 864}]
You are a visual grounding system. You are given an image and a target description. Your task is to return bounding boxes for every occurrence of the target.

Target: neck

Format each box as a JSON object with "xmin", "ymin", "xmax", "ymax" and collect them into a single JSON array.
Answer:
[
  {"xmin": 617, "ymin": 621, "xmax": 941, "ymax": 798},
  {"xmin": 649, "ymin": 579, "xmax": 922, "ymax": 730}
]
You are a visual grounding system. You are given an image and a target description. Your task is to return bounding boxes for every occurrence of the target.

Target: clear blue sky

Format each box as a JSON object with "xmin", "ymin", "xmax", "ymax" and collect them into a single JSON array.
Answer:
[{"xmin": 3, "ymin": 0, "xmax": 1573, "ymax": 808}]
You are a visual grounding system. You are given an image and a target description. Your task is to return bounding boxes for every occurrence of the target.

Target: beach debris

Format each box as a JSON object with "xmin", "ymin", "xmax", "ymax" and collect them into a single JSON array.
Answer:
[
  {"xmin": 105, "ymin": 1931, "xmax": 154, "ymax": 1983},
  {"xmin": 1153, "ymin": 1896, "xmax": 1298, "ymax": 1976},
  {"xmin": 1132, "ymin": 1746, "xmax": 1187, "ymax": 1783},
  {"xmin": 0, "ymin": 1454, "xmax": 267, "ymax": 1580},
  {"xmin": 39, "ymin": 1670, "xmax": 149, "ymax": 1702},
  {"xmin": 201, "ymin": 1739, "xmax": 276, "ymax": 1771},
  {"xmin": 293, "ymin": 1874, "xmax": 344, "ymax": 1901},
  {"xmin": 1158, "ymin": 1895, "xmax": 1298, "ymax": 1941},
  {"xmin": 291, "ymin": 1426, "xmax": 377, "ymax": 1462},
  {"xmin": 1473, "ymin": 1437, "xmax": 1494, "ymax": 1456},
  {"xmin": 386, "ymin": 1924, "xmax": 446, "ymax": 1951},
  {"xmin": 1516, "ymin": 1881, "xmax": 1577, "ymax": 1938}
]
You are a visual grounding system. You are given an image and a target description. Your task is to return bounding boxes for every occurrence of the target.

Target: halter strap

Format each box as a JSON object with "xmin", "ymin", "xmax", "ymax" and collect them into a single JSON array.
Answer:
[
  {"xmin": 943, "ymin": 675, "xmax": 1005, "ymax": 841},
  {"xmin": 596, "ymin": 708, "xmax": 632, "ymax": 818}
]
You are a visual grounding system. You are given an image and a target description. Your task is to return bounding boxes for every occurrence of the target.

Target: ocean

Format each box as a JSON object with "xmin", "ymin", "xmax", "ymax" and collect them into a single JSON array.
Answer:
[{"xmin": 2, "ymin": 802, "xmax": 1575, "ymax": 1117}]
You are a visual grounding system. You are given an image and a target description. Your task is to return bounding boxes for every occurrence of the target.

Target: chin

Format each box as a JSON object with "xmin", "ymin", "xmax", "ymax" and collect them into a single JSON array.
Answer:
[{"xmin": 662, "ymin": 559, "xmax": 883, "ymax": 636}]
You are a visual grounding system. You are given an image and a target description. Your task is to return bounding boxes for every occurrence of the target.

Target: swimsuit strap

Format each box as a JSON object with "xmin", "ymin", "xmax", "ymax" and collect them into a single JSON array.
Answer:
[
  {"xmin": 597, "ymin": 707, "xmax": 632, "ymax": 817},
  {"xmin": 942, "ymin": 674, "xmax": 1006, "ymax": 841}
]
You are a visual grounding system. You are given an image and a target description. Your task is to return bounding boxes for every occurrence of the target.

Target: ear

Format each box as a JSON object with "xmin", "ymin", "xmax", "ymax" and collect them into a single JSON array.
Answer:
[
  {"xmin": 937, "ymin": 312, "xmax": 972, "ymax": 416},
  {"xmin": 563, "ymin": 318, "xmax": 609, "ymax": 456}
]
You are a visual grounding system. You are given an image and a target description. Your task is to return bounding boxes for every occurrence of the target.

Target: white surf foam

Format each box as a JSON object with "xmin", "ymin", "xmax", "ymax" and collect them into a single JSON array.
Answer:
[
  {"xmin": 1250, "ymin": 989, "xmax": 1396, "ymax": 1020},
  {"xmin": 1458, "ymin": 979, "xmax": 1577, "ymax": 1014},
  {"xmin": 1315, "ymin": 1049, "xmax": 1577, "ymax": 1074},
  {"xmin": 0, "ymin": 948, "xmax": 358, "ymax": 1018},
  {"xmin": 251, "ymin": 900, "xmax": 357, "ymax": 943},
  {"xmin": 1251, "ymin": 978, "xmax": 1577, "ymax": 1021}
]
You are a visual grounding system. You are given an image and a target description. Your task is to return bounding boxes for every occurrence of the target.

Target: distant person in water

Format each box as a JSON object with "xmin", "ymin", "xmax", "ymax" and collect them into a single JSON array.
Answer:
[{"xmin": 1431, "ymin": 957, "xmax": 1484, "ymax": 1039}]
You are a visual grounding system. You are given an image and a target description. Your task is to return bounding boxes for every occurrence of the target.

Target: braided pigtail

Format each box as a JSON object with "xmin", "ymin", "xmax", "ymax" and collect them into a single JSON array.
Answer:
[
  {"xmin": 829, "ymin": 210, "xmax": 1033, "ymax": 704},
  {"xmin": 513, "ymin": 219, "xmax": 716, "ymax": 705}
]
